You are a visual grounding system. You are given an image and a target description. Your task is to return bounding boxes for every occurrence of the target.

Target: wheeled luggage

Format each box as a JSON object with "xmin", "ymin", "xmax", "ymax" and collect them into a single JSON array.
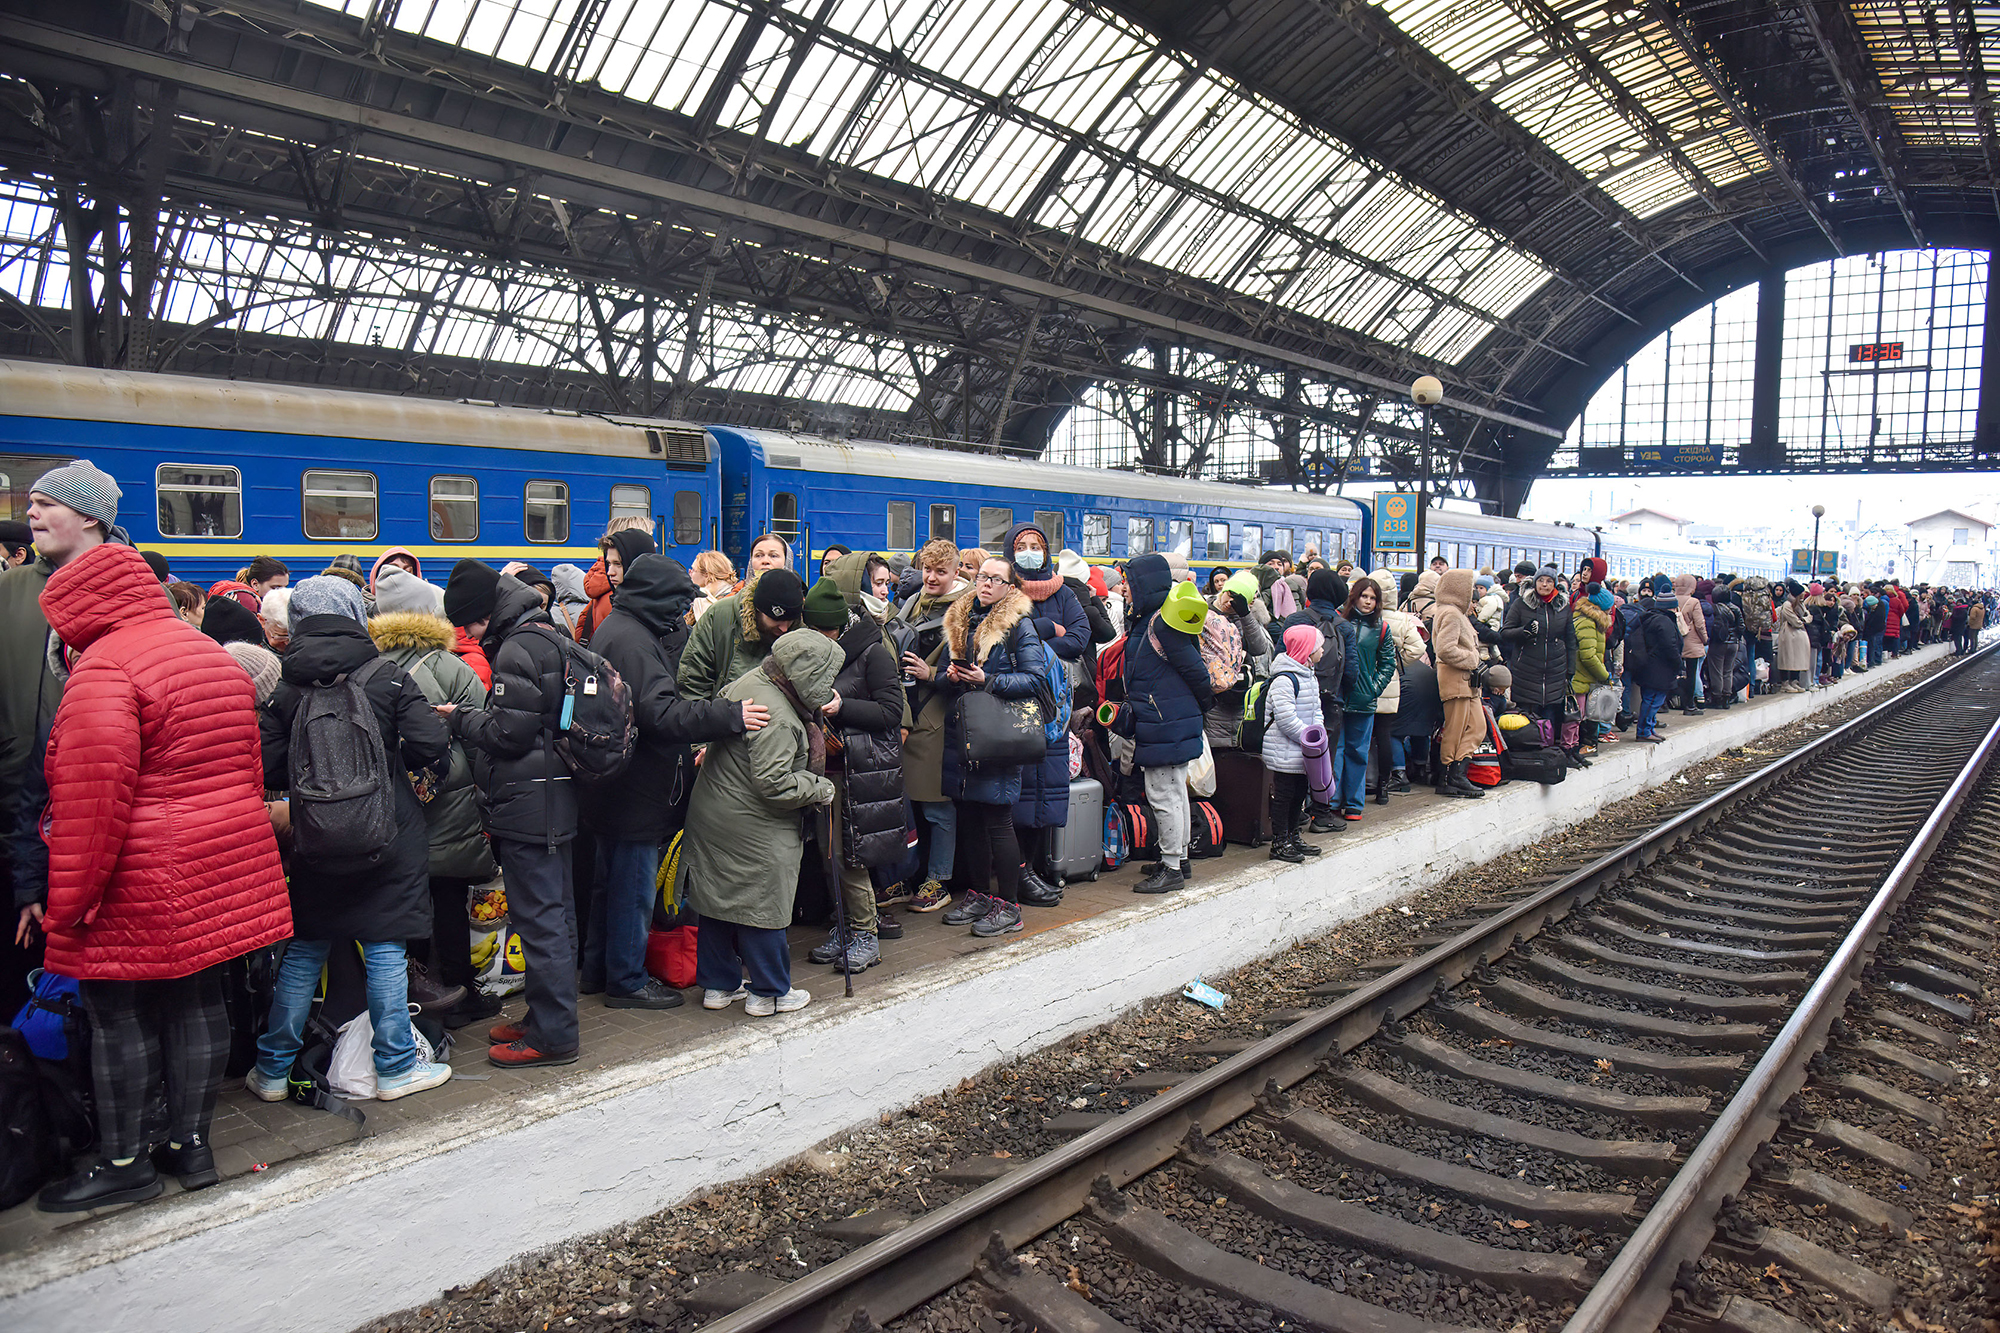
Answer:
[
  {"xmin": 1211, "ymin": 749, "xmax": 1272, "ymax": 846},
  {"xmin": 1049, "ymin": 778, "xmax": 1106, "ymax": 882}
]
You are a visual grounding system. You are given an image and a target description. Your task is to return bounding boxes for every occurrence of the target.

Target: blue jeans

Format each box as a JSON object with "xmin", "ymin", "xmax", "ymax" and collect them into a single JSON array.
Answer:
[
  {"xmin": 1867, "ymin": 633, "xmax": 1884, "ymax": 666},
  {"xmin": 1337, "ymin": 712, "xmax": 1374, "ymax": 812},
  {"xmin": 918, "ymin": 800, "xmax": 956, "ymax": 883},
  {"xmin": 257, "ymin": 939, "xmax": 416, "ymax": 1080},
  {"xmin": 694, "ymin": 915, "xmax": 791, "ymax": 998},
  {"xmin": 1639, "ymin": 689, "xmax": 1668, "ymax": 738},
  {"xmin": 586, "ymin": 837, "xmax": 660, "ymax": 997}
]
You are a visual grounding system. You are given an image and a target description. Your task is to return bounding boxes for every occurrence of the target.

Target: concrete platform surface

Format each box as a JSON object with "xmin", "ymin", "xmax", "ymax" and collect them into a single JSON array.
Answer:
[{"xmin": 0, "ymin": 644, "xmax": 1952, "ymax": 1332}]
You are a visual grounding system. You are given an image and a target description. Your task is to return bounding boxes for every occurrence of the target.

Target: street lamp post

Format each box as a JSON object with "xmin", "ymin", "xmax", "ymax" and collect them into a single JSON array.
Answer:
[
  {"xmin": 1809, "ymin": 504, "xmax": 1825, "ymax": 582},
  {"xmin": 1411, "ymin": 376, "xmax": 1442, "ymax": 566}
]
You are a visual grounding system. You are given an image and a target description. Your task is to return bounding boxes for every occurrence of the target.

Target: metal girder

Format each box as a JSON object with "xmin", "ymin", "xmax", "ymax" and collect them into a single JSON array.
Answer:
[
  {"xmin": 1796, "ymin": 0, "xmax": 1926, "ymax": 245},
  {"xmin": 1946, "ymin": 0, "xmax": 2000, "ymax": 226},
  {"xmin": 0, "ymin": 12, "xmax": 1564, "ymax": 437},
  {"xmin": 1642, "ymin": 1, "xmax": 1843, "ymax": 255}
]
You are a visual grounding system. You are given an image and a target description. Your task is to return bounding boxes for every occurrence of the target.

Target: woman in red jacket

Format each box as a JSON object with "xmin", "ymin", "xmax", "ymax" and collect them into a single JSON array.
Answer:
[{"xmin": 35, "ymin": 543, "xmax": 291, "ymax": 1211}]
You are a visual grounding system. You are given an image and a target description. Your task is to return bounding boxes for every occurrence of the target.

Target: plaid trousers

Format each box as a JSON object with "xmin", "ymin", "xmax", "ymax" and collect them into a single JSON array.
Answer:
[{"xmin": 79, "ymin": 965, "xmax": 231, "ymax": 1158}]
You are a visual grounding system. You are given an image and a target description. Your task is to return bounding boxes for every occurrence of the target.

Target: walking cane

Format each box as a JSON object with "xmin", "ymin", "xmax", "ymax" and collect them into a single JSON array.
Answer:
[{"xmin": 824, "ymin": 799, "xmax": 853, "ymax": 999}]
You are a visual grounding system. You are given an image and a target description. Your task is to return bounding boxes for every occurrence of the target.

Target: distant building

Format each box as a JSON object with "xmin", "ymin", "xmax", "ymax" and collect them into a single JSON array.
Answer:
[
  {"xmin": 1904, "ymin": 509, "xmax": 1994, "ymax": 586},
  {"xmin": 1608, "ymin": 507, "xmax": 1688, "ymax": 542}
]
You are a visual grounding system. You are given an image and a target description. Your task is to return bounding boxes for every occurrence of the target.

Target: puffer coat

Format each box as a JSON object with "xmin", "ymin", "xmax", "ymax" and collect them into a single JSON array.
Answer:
[
  {"xmin": 676, "ymin": 646, "xmax": 840, "ymax": 930},
  {"xmin": 1501, "ymin": 585, "xmax": 1579, "ymax": 709},
  {"xmin": 1012, "ymin": 553, "xmax": 1091, "ymax": 831},
  {"xmin": 828, "ymin": 609, "xmax": 911, "ymax": 869},
  {"xmin": 893, "ymin": 583, "xmax": 969, "ymax": 804},
  {"xmin": 582, "ymin": 555, "xmax": 745, "ymax": 841},
  {"xmin": 1570, "ymin": 600, "xmax": 1612, "ymax": 695},
  {"xmin": 264, "ymin": 613, "xmax": 451, "ymax": 940},
  {"xmin": 1123, "ymin": 555, "xmax": 1216, "ymax": 767},
  {"xmin": 369, "ymin": 611, "xmax": 498, "ymax": 881},
  {"xmin": 36, "ymin": 543, "xmax": 291, "ymax": 980},
  {"xmin": 940, "ymin": 587, "xmax": 1046, "ymax": 806},
  {"xmin": 447, "ymin": 577, "xmax": 577, "ymax": 846},
  {"xmin": 1631, "ymin": 602, "xmax": 1686, "ymax": 694},
  {"xmin": 1260, "ymin": 651, "xmax": 1323, "ymax": 775}
]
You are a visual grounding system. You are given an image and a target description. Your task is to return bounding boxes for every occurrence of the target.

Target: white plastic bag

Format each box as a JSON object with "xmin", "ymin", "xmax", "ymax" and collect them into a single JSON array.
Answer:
[
  {"xmin": 328, "ymin": 1012, "xmax": 378, "ymax": 1099},
  {"xmin": 1186, "ymin": 734, "xmax": 1217, "ymax": 798}
]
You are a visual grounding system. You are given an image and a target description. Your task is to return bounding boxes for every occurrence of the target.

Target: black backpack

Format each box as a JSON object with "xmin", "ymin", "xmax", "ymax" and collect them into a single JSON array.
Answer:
[
  {"xmin": 0, "ymin": 1026, "xmax": 62, "ymax": 1210},
  {"xmin": 289, "ymin": 657, "xmax": 399, "ymax": 870},
  {"xmin": 527, "ymin": 625, "xmax": 636, "ymax": 782}
]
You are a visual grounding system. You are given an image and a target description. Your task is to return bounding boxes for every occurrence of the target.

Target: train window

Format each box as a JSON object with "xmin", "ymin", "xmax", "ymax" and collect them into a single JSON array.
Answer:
[
  {"xmin": 525, "ymin": 481, "xmax": 570, "ymax": 543},
  {"xmin": 302, "ymin": 469, "xmax": 378, "ymax": 540},
  {"xmin": 1034, "ymin": 510, "xmax": 1064, "ymax": 549},
  {"xmin": 1240, "ymin": 524, "xmax": 1260, "ymax": 559},
  {"xmin": 157, "ymin": 464, "xmax": 243, "ymax": 539},
  {"xmin": 1273, "ymin": 526, "xmax": 1293, "ymax": 556},
  {"xmin": 1301, "ymin": 531, "xmax": 1321, "ymax": 561},
  {"xmin": 980, "ymin": 506, "xmax": 1013, "ymax": 549},
  {"xmin": 886, "ymin": 500, "xmax": 915, "ymax": 550},
  {"xmin": 427, "ymin": 475, "xmax": 478, "ymax": 542},
  {"xmin": 610, "ymin": 483, "xmax": 651, "ymax": 526},
  {"xmin": 1164, "ymin": 519, "xmax": 1192, "ymax": 556},
  {"xmin": 1206, "ymin": 521, "xmax": 1229, "ymax": 561},
  {"xmin": 930, "ymin": 504, "xmax": 955, "ymax": 544},
  {"xmin": 673, "ymin": 491, "xmax": 702, "ymax": 545},
  {"xmin": 1081, "ymin": 513, "xmax": 1110, "ymax": 557},
  {"xmin": 1127, "ymin": 517, "xmax": 1152, "ymax": 555},
  {"xmin": 2, "ymin": 454, "xmax": 74, "ymax": 522},
  {"xmin": 771, "ymin": 491, "xmax": 799, "ymax": 540}
]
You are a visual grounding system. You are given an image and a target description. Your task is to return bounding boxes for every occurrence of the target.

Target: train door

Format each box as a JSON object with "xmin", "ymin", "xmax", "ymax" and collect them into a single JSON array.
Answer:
[{"xmin": 771, "ymin": 488, "xmax": 806, "ymax": 571}]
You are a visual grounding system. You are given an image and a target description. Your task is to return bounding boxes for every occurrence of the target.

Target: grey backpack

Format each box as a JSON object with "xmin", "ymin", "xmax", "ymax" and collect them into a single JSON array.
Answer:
[{"xmin": 289, "ymin": 657, "xmax": 398, "ymax": 871}]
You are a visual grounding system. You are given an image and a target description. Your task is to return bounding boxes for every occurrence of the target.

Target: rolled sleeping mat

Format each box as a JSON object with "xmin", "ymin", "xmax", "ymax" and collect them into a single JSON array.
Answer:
[{"xmin": 1300, "ymin": 723, "xmax": 1335, "ymax": 805}]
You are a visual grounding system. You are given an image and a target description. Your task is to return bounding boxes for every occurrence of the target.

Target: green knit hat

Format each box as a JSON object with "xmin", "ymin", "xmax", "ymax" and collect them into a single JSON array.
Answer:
[{"xmin": 802, "ymin": 575, "xmax": 849, "ymax": 630}]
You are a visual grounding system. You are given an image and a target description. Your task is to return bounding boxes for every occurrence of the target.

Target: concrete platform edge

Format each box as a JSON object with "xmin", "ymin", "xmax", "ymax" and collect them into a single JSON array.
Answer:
[{"xmin": 0, "ymin": 645, "xmax": 1950, "ymax": 1332}]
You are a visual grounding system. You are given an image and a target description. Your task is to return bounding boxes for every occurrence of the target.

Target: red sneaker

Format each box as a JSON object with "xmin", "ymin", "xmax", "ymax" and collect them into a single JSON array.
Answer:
[
  {"xmin": 488, "ymin": 1040, "xmax": 579, "ymax": 1068},
  {"xmin": 487, "ymin": 1019, "xmax": 526, "ymax": 1045}
]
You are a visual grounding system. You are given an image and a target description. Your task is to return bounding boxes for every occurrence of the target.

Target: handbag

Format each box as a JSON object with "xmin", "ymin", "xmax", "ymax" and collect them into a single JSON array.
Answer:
[
  {"xmin": 1186, "ymin": 734, "xmax": 1217, "ymax": 798},
  {"xmin": 953, "ymin": 688, "xmax": 1046, "ymax": 767},
  {"xmin": 1585, "ymin": 683, "xmax": 1619, "ymax": 724}
]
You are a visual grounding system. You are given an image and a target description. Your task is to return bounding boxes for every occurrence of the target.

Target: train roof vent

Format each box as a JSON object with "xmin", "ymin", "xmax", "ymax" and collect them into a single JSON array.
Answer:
[
  {"xmin": 767, "ymin": 453, "xmax": 803, "ymax": 469},
  {"xmin": 646, "ymin": 428, "xmax": 710, "ymax": 469}
]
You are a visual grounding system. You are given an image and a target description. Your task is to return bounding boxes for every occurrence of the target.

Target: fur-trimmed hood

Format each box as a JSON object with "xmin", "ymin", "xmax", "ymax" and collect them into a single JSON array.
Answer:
[
  {"xmin": 1572, "ymin": 598, "xmax": 1611, "ymax": 632},
  {"xmin": 943, "ymin": 585, "xmax": 1032, "ymax": 661},
  {"xmin": 368, "ymin": 610, "xmax": 455, "ymax": 654}
]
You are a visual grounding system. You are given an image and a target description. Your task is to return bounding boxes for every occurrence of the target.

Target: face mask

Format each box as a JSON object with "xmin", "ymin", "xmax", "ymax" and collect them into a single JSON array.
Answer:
[{"xmin": 1016, "ymin": 549, "xmax": 1045, "ymax": 573}]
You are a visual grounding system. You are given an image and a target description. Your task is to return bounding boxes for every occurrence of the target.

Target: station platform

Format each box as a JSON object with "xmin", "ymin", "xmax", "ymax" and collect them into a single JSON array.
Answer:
[{"xmin": 0, "ymin": 643, "xmax": 1954, "ymax": 1333}]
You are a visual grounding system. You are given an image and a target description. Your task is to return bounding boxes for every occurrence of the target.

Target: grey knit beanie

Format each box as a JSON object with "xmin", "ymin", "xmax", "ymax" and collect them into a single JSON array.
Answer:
[
  {"xmin": 288, "ymin": 574, "xmax": 368, "ymax": 625},
  {"xmin": 373, "ymin": 567, "xmax": 446, "ymax": 617},
  {"xmin": 31, "ymin": 458, "xmax": 122, "ymax": 531}
]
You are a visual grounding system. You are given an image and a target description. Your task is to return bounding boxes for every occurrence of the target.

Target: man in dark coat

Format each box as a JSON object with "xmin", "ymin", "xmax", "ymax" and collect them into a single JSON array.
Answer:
[
  {"xmin": 1123, "ymin": 554, "xmax": 1214, "ymax": 895},
  {"xmin": 1281, "ymin": 568, "xmax": 1359, "ymax": 832},
  {"xmin": 803, "ymin": 561, "xmax": 910, "ymax": 970},
  {"xmin": 1500, "ymin": 565, "xmax": 1579, "ymax": 737},
  {"xmin": 581, "ymin": 554, "xmax": 757, "ymax": 1009},
  {"xmin": 1630, "ymin": 581, "xmax": 1685, "ymax": 742},
  {"xmin": 256, "ymin": 576, "xmax": 455, "ymax": 1102},
  {"xmin": 441, "ymin": 561, "xmax": 585, "ymax": 1068}
]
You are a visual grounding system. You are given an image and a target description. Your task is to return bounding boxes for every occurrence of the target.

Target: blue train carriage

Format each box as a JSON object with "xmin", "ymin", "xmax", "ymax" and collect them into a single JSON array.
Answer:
[
  {"xmin": 1372, "ymin": 503, "xmax": 1601, "ymax": 578},
  {"xmin": 0, "ymin": 360, "xmax": 716, "ymax": 588},
  {"xmin": 706, "ymin": 426, "xmax": 1371, "ymax": 574}
]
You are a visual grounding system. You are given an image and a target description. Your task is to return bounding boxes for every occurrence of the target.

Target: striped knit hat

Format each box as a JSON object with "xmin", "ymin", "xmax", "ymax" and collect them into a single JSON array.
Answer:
[{"xmin": 31, "ymin": 458, "xmax": 121, "ymax": 531}]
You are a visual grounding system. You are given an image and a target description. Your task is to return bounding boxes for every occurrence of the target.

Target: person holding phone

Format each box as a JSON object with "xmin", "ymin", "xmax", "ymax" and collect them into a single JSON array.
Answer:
[{"xmin": 892, "ymin": 540, "xmax": 971, "ymax": 915}]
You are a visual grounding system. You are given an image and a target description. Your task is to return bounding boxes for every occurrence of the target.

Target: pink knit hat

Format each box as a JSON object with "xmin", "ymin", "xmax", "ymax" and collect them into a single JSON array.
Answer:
[{"xmin": 1283, "ymin": 623, "xmax": 1322, "ymax": 662}]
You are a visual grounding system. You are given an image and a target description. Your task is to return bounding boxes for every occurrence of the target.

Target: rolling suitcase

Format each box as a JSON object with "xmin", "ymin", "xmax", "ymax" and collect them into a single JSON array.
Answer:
[
  {"xmin": 1049, "ymin": 778, "xmax": 1106, "ymax": 883},
  {"xmin": 1211, "ymin": 749, "xmax": 1272, "ymax": 847}
]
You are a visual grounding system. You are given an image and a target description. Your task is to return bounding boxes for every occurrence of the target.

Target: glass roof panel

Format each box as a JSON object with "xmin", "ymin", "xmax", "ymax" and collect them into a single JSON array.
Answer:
[
  {"xmin": 1004, "ymin": 18, "xmax": 1154, "ymax": 130},
  {"xmin": 581, "ymin": 1, "xmax": 747, "ymax": 116},
  {"xmin": 1854, "ymin": 3, "xmax": 1996, "ymax": 152}
]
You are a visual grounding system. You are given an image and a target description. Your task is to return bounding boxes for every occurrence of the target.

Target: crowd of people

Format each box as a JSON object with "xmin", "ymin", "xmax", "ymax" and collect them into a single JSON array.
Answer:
[{"xmin": 0, "ymin": 462, "xmax": 1989, "ymax": 1217}]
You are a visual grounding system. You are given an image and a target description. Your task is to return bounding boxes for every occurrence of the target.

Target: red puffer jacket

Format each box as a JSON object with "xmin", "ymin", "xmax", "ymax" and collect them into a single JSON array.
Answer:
[{"xmin": 38, "ymin": 543, "xmax": 291, "ymax": 980}]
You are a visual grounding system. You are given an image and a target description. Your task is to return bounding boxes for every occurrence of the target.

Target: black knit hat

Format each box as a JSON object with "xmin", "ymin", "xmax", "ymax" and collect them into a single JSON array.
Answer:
[
  {"xmin": 1306, "ymin": 568, "xmax": 1345, "ymax": 606},
  {"xmin": 444, "ymin": 558, "xmax": 502, "ymax": 627},
  {"xmin": 200, "ymin": 594, "xmax": 266, "ymax": 648},
  {"xmin": 755, "ymin": 568, "xmax": 806, "ymax": 623},
  {"xmin": 1513, "ymin": 561, "xmax": 1537, "ymax": 578}
]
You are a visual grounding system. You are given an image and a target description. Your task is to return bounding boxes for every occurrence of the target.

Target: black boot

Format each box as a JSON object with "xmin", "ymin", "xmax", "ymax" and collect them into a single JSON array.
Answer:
[
  {"xmin": 1449, "ymin": 759, "xmax": 1487, "ymax": 797},
  {"xmin": 1291, "ymin": 835, "xmax": 1323, "ymax": 857},
  {"xmin": 1386, "ymin": 768, "xmax": 1411, "ymax": 794},
  {"xmin": 1132, "ymin": 863, "xmax": 1186, "ymax": 894},
  {"xmin": 1269, "ymin": 839, "xmax": 1305, "ymax": 863},
  {"xmin": 1018, "ymin": 869, "xmax": 1063, "ymax": 907},
  {"xmin": 151, "ymin": 1133, "xmax": 221, "ymax": 1191},
  {"xmin": 38, "ymin": 1155, "xmax": 163, "ymax": 1213},
  {"xmin": 1564, "ymin": 747, "xmax": 1592, "ymax": 769}
]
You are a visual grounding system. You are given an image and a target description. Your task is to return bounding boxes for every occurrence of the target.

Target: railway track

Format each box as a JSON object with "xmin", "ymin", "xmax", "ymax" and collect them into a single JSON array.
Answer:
[{"xmin": 695, "ymin": 648, "xmax": 1999, "ymax": 1333}]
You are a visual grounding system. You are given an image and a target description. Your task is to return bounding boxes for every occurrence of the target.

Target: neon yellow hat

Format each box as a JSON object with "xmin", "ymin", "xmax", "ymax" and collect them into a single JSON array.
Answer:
[
  {"xmin": 1221, "ymin": 571, "xmax": 1261, "ymax": 607},
  {"xmin": 1161, "ymin": 581, "xmax": 1210, "ymax": 635}
]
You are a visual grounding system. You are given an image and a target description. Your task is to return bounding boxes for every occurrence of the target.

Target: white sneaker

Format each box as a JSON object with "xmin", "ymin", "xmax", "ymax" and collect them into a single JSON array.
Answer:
[
  {"xmin": 375, "ymin": 1059, "xmax": 453, "ymax": 1101},
  {"xmin": 702, "ymin": 987, "xmax": 748, "ymax": 1010},
  {"xmin": 743, "ymin": 988, "xmax": 811, "ymax": 1017}
]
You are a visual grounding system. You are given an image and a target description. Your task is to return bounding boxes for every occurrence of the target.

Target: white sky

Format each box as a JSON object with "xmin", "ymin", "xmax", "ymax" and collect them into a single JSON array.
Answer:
[{"xmin": 1519, "ymin": 472, "xmax": 2000, "ymax": 540}]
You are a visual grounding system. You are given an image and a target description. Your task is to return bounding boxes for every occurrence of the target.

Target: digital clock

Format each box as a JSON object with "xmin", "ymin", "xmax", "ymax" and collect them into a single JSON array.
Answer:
[{"xmin": 1848, "ymin": 341, "xmax": 1905, "ymax": 363}]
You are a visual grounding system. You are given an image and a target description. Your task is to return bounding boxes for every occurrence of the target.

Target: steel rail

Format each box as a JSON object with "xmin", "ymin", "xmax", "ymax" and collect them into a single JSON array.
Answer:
[
  {"xmin": 1564, "ymin": 671, "xmax": 2000, "ymax": 1333},
  {"xmin": 699, "ymin": 644, "xmax": 1996, "ymax": 1333}
]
